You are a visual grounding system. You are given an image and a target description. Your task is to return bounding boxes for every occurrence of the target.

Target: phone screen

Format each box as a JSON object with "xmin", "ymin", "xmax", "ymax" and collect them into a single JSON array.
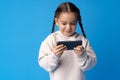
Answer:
[{"xmin": 57, "ymin": 40, "xmax": 82, "ymax": 50}]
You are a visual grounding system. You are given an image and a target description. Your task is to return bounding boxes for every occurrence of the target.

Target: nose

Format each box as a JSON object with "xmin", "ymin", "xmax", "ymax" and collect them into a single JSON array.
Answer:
[{"xmin": 66, "ymin": 24, "xmax": 71, "ymax": 29}]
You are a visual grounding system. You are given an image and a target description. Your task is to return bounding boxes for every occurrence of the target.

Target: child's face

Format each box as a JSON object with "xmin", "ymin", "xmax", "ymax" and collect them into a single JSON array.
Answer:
[{"xmin": 55, "ymin": 12, "xmax": 77, "ymax": 37}]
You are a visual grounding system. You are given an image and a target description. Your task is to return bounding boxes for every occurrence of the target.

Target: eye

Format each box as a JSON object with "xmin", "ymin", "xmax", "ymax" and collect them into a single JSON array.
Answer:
[
  {"xmin": 70, "ymin": 22, "xmax": 77, "ymax": 25},
  {"xmin": 62, "ymin": 23, "xmax": 67, "ymax": 25}
]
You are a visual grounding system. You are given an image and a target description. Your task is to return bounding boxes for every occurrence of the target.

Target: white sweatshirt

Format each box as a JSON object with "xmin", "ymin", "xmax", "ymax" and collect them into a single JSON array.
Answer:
[{"xmin": 38, "ymin": 31, "xmax": 96, "ymax": 80}]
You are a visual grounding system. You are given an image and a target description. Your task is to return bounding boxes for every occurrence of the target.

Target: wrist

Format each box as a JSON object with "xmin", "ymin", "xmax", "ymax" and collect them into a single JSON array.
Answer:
[{"xmin": 75, "ymin": 50, "xmax": 86, "ymax": 57}]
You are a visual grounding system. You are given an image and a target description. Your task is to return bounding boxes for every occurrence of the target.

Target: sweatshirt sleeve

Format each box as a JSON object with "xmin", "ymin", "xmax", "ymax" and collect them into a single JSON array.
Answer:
[
  {"xmin": 76, "ymin": 39, "xmax": 97, "ymax": 71},
  {"xmin": 38, "ymin": 36, "xmax": 60, "ymax": 72}
]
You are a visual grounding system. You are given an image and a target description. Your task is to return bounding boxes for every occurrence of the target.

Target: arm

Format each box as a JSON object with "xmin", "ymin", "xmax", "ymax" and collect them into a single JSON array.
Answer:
[
  {"xmin": 38, "ymin": 40, "xmax": 60, "ymax": 72},
  {"xmin": 75, "ymin": 40, "xmax": 97, "ymax": 71}
]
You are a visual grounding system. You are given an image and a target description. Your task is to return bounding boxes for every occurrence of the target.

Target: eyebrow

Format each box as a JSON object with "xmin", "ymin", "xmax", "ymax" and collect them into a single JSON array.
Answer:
[{"xmin": 60, "ymin": 21, "xmax": 77, "ymax": 23}]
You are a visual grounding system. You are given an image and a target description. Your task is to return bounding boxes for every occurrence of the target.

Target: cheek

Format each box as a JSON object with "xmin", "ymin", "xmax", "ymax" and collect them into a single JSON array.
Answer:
[
  {"xmin": 71, "ymin": 26, "xmax": 76, "ymax": 30},
  {"xmin": 59, "ymin": 25, "xmax": 65, "ymax": 29}
]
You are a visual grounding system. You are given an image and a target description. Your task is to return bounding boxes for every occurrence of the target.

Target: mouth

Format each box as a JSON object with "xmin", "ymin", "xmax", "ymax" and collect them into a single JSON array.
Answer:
[
  {"xmin": 65, "ymin": 30, "xmax": 72, "ymax": 33},
  {"xmin": 65, "ymin": 31, "xmax": 73, "ymax": 36}
]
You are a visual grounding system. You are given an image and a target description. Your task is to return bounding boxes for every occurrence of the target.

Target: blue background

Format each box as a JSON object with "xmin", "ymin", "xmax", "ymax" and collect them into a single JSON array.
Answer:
[{"xmin": 0, "ymin": 0, "xmax": 120, "ymax": 80}]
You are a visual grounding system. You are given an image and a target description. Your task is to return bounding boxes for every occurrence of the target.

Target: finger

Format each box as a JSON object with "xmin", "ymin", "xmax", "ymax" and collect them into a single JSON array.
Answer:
[
  {"xmin": 54, "ymin": 44, "xmax": 64, "ymax": 50},
  {"xmin": 53, "ymin": 44, "xmax": 57, "ymax": 48},
  {"xmin": 76, "ymin": 45, "xmax": 84, "ymax": 48},
  {"xmin": 56, "ymin": 49, "xmax": 66, "ymax": 55},
  {"xmin": 74, "ymin": 47, "xmax": 81, "ymax": 50},
  {"xmin": 53, "ymin": 44, "xmax": 66, "ymax": 54},
  {"xmin": 74, "ymin": 46, "xmax": 84, "ymax": 51},
  {"xmin": 55, "ymin": 45, "xmax": 67, "ymax": 54},
  {"xmin": 56, "ymin": 45, "xmax": 67, "ymax": 52},
  {"xmin": 76, "ymin": 46, "xmax": 84, "ymax": 49}
]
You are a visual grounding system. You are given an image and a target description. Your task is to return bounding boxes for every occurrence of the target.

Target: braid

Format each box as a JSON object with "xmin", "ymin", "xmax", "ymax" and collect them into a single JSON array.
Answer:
[
  {"xmin": 51, "ymin": 16, "xmax": 56, "ymax": 33},
  {"xmin": 78, "ymin": 15, "xmax": 86, "ymax": 38}
]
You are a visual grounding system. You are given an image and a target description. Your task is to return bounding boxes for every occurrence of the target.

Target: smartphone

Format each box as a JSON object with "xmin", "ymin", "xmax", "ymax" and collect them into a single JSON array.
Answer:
[{"xmin": 57, "ymin": 40, "xmax": 82, "ymax": 50}]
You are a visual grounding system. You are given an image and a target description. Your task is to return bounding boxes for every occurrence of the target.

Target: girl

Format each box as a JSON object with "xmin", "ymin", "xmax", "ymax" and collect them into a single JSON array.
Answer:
[{"xmin": 38, "ymin": 2, "xmax": 96, "ymax": 80}]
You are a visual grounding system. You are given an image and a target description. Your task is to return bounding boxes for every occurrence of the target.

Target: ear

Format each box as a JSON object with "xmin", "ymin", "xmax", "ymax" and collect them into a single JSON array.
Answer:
[{"xmin": 55, "ymin": 18, "xmax": 59, "ymax": 26}]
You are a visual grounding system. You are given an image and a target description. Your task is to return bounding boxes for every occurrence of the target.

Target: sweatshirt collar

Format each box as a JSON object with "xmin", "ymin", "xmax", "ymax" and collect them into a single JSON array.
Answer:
[{"xmin": 57, "ymin": 31, "xmax": 78, "ymax": 39}]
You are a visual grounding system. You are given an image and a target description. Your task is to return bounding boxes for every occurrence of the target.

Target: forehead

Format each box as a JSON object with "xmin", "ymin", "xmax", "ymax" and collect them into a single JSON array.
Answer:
[{"xmin": 57, "ymin": 12, "xmax": 77, "ymax": 22}]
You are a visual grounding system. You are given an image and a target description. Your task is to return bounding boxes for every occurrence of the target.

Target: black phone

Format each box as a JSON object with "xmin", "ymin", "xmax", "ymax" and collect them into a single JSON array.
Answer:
[{"xmin": 57, "ymin": 40, "xmax": 82, "ymax": 50}]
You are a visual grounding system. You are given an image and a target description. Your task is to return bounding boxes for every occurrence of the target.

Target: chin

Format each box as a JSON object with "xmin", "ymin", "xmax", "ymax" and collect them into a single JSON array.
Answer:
[
  {"xmin": 65, "ymin": 33, "xmax": 73, "ymax": 37},
  {"xmin": 63, "ymin": 32, "xmax": 74, "ymax": 37}
]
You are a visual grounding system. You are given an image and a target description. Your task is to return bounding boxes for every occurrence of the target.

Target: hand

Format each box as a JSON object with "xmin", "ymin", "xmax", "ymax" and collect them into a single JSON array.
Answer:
[
  {"xmin": 74, "ymin": 45, "xmax": 84, "ymax": 56},
  {"xmin": 53, "ymin": 44, "xmax": 67, "ymax": 56}
]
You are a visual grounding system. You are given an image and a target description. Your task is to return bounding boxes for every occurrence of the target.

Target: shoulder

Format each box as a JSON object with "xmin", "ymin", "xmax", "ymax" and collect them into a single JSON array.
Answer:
[
  {"xmin": 46, "ymin": 31, "xmax": 58, "ymax": 40},
  {"xmin": 42, "ymin": 31, "xmax": 58, "ymax": 44}
]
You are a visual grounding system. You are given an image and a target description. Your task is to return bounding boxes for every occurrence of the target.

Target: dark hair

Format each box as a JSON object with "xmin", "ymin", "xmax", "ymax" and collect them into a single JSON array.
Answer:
[{"xmin": 51, "ymin": 2, "xmax": 86, "ymax": 38}]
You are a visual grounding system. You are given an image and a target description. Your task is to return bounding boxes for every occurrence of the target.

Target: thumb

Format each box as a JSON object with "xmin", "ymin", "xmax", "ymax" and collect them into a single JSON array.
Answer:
[{"xmin": 52, "ymin": 44, "xmax": 57, "ymax": 48}]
